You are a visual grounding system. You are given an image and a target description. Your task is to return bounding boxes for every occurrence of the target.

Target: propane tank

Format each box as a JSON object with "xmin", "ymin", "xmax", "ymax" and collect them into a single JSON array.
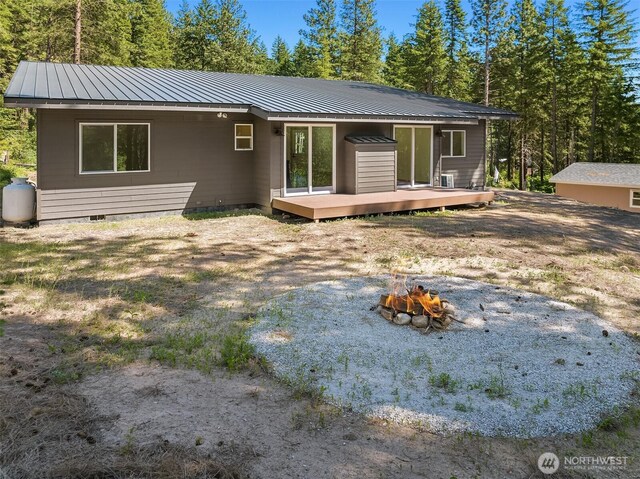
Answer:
[{"xmin": 2, "ymin": 177, "xmax": 36, "ymax": 224}]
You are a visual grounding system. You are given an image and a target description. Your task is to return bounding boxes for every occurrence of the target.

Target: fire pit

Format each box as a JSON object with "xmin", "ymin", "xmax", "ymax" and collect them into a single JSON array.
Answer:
[{"xmin": 377, "ymin": 280, "xmax": 458, "ymax": 332}]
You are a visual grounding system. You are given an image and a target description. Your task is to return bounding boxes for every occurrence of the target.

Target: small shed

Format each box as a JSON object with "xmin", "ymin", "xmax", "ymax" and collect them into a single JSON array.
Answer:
[
  {"xmin": 344, "ymin": 136, "xmax": 397, "ymax": 195},
  {"xmin": 550, "ymin": 162, "xmax": 640, "ymax": 213}
]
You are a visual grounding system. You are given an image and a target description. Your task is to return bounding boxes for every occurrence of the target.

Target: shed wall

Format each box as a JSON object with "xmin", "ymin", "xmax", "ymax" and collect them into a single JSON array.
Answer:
[{"xmin": 555, "ymin": 183, "xmax": 639, "ymax": 213}]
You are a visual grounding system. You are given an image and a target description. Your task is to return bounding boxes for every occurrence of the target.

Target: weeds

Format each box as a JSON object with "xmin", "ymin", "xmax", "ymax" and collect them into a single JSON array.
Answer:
[
  {"xmin": 220, "ymin": 331, "xmax": 255, "ymax": 371},
  {"xmin": 429, "ymin": 373, "xmax": 459, "ymax": 393}
]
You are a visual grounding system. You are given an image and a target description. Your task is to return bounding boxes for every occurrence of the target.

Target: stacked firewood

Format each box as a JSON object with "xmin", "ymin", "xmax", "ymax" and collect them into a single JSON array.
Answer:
[{"xmin": 377, "ymin": 285, "xmax": 459, "ymax": 333}]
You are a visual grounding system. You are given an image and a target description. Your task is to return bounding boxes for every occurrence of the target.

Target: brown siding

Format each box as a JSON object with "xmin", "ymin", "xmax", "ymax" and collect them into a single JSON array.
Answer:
[
  {"xmin": 37, "ymin": 109, "xmax": 257, "ymax": 219},
  {"xmin": 556, "ymin": 183, "xmax": 640, "ymax": 213},
  {"xmin": 434, "ymin": 121, "xmax": 485, "ymax": 188}
]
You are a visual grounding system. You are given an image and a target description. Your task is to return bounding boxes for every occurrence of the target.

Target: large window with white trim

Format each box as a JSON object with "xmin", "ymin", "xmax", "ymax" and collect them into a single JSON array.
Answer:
[
  {"xmin": 631, "ymin": 190, "xmax": 640, "ymax": 208},
  {"xmin": 442, "ymin": 130, "xmax": 466, "ymax": 157},
  {"xmin": 80, "ymin": 123, "xmax": 150, "ymax": 174}
]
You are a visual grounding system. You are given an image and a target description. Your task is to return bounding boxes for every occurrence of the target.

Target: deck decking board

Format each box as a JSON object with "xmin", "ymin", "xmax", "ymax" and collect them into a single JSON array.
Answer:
[{"xmin": 272, "ymin": 188, "xmax": 494, "ymax": 220}]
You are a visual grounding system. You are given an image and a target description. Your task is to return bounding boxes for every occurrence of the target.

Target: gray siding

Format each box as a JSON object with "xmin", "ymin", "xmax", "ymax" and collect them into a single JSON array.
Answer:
[
  {"xmin": 37, "ymin": 109, "xmax": 257, "ymax": 219},
  {"xmin": 434, "ymin": 121, "xmax": 486, "ymax": 188},
  {"xmin": 35, "ymin": 111, "xmax": 486, "ymax": 221}
]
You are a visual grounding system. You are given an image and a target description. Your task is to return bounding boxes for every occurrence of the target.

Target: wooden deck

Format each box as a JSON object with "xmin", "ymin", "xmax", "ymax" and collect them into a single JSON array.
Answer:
[{"xmin": 272, "ymin": 188, "xmax": 495, "ymax": 220}]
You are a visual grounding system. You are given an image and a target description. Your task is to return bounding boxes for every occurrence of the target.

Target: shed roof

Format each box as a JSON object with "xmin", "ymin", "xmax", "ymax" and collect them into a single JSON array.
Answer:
[
  {"xmin": 3, "ymin": 61, "xmax": 517, "ymax": 123},
  {"xmin": 550, "ymin": 162, "xmax": 640, "ymax": 188},
  {"xmin": 345, "ymin": 135, "xmax": 397, "ymax": 144}
]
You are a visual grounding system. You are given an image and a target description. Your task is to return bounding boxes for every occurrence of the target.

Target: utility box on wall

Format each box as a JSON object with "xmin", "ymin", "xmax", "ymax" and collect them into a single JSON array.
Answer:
[{"xmin": 344, "ymin": 136, "xmax": 397, "ymax": 195}]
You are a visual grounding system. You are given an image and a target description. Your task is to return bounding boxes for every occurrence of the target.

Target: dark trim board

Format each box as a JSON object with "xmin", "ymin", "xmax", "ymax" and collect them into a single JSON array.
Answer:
[{"xmin": 272, "ymin": 188, "xmax": 494, "ymax": 220}]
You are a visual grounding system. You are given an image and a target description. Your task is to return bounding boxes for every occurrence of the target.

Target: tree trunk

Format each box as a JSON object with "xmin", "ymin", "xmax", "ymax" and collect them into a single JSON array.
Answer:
[
  {"xmin": 588, "ymin": 84, "xmax": 597, "ymax": 162},
  {"xmin": 540, "ymin": 119, "xmax": 545, "ymax": 183},
  {"xmin": 74, "ymin": 0, "xmax": 82, "ymax": 64},
  {"xmin": 519, "ymin": 134, "xmax": 526, "ymax": 191}
]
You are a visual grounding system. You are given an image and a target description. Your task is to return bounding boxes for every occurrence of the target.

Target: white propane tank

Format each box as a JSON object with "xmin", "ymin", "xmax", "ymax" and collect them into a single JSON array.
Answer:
[{"xmin": 2, "ymin": 177, "xmax": 36, "ymax": 223}]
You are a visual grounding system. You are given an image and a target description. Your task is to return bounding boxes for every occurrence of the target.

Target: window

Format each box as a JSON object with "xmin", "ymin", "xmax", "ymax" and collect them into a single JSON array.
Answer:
[
  {"xmin": 631, "ymin": 191, "xmax": 640, "ymax": 208},
  {"xmin": 80, "ymin": 123, "xmax": 149, "ymax": 174},
  {"xmin": 235, "ymin": 124, "xmax": 253, "ymax": 151},
  {"xmin": 442, "ymin": 130, "xmax": 466, "ymax": 157}
]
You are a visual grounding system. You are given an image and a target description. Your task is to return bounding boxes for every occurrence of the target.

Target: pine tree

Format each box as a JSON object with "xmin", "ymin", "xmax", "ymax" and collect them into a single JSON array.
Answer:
[
  {"xmin": 270, "ymin": 36, "xmax": 295, "ymax": 76},
  {"xmin": 292, "ymin": 39, "xmax": 315, "ymax": 77},
  {"xmin": 540, "ymin": 0, "xmax": 588, "ymax": 172},
  {"xmin": 443, "ymin": 0, "xmax": 473, "ymax": 100},
  {"xmin": 208, "ymin": 0, "xmax": 262, "ymax": 73},
  {"xmin": 190, "ymin": 0, "xmax": 217, "ymax": 70},
  {"xmin": 578, "ymin": 0, "xmax": 636, "ymax": 162},
  {"xmin": 301, "ymin": 0, "xmax": 339, "ymax": 78},
  {"xmin": 339, "ymin": 0, "xmax": 383, "ymax": 82},
  {"xmin": 406, "ymin": 1, "xmax": 448, "ymax": 95},
  {"xmin": 173, "ymin": 0, "xmax": 199, "ymax": 69},
  {"xmin": 382, "ymin": 33, "xmax": 408, "ymax": 88},
  {"xmin": 470, "ymin": 0, "xmax": 509, "ymax": 107},
  {"xmin": 129, "ymin": 0, "xmax": 173, "ymax": 68}
]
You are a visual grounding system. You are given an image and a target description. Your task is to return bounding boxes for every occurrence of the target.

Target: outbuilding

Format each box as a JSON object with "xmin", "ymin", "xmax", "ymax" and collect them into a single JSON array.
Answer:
[{"xmin": 550, "ymin": 162, "xmax": 640, "ymax": 213}]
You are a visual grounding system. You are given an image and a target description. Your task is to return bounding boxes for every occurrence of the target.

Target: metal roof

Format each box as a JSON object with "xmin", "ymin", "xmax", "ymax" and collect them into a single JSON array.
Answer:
[
  {"xmin": 550, "ymin": 162, "xmax": 640, "ymax": 188},
  {"xmin": 4, "ymin": 61, "xmax": 518, "ymax": 122},
  {"xmin": 345, "ymin": 135, "xmax": 397, "ymax": 144}
]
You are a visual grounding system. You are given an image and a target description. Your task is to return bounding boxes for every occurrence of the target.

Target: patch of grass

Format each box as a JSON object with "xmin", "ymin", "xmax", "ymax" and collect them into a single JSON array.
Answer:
[
  {"xmin": 485, "ymin": 371, "xmax": 510, "ymax": 399},
  {"xmin": 182, "ymin": 208, "xmax": 263, "ymax": 221},
  {"xmin": 220, "ymin": 331, "xmax": 255, "ymax": 371},
  {"xmin": 454, "ymin": 402, "xmax": 472, "ymax": 412},
  {"xmin": 562, "ymin": 381, "xmax": 597, "ymax": 402},
  {"xmin": 412, "ymin": 209, "xmax": 456, "ymax": 217},
  {"xmin": 185, "ymin": 267, "xmax": 227, "ymax": 283},
  {"xmin": 429, "ymin": 372, "xmax": 459, "ymax": 393},
  {"xmin": 0, "ymin": 319, "xmax": 5, "ymax": 337},
  {"xmin": 531, "ymin": 398, "xmax": 550, "ymax": 414}
]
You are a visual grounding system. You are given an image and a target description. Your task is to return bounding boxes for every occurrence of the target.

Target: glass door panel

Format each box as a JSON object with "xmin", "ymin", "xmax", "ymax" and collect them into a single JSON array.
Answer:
[
  {"xmin": 414, "ymin": 127, "xmax": 432, "ymax": 185},
  {"xmin": 286, "ymin": 126, "xmax": 309, "ymax": 192},
  {"xmin": 395, "ymin": 127, "xmax": 412, "ymax": 186},
  {"xmin": 311, "ymin": 126, "xmax": 333, "ymax": 191}
]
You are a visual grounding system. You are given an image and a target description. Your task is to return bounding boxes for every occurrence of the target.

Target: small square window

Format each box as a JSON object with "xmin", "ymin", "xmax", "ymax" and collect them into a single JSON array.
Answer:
[
  {"xmin": 235, "ymin": 123, "xmax": 253, "ymax": 151},
  {"xmin": 442, "ymin": 130, "xmax": 466, "ymax": 157},
  {"xmin": 631, "ymin": 191, "xmax": 640, "ymax": 208}
]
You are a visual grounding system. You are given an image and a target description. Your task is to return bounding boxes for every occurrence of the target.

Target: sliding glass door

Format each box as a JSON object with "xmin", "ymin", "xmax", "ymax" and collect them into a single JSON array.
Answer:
[
  {"xmin": 285, "ymin": 124, "xmax": 335, "ymax": 195},
  {"xmin": 393, "ymin": 126, "xmax": 433, "ymax": 187}
]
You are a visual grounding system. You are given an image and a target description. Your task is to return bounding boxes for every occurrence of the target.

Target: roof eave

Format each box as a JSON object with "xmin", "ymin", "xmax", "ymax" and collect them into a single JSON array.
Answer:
[
  {"xmin": 262, "ymin": 112, "xmax": 479, "ymax": 124},
  {"xmin": 2, "ymin": 97, "xmax": 252, "ymax": 113},
  {"xmin": 550, "ymin": 179, "xmax": 640, "ymax": 189}
]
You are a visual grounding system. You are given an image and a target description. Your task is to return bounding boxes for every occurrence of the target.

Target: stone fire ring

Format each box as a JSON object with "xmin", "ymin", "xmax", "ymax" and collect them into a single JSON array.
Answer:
[{"xmin": 250, "ymin": 276, "xmax": 639, "ymax": 438}]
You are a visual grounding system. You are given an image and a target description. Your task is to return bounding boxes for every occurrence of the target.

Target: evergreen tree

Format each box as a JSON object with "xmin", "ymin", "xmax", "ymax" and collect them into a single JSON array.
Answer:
[
  {"xmin": 470, "ymin": 0, "xmax": 509, "ymax": 106},
  {"xmin": 270, "ymin": 36, "xmax": 295, "ymax": 76},
  {"xmin": 406, "ymin": 1, "xmax": 448, "ymax": 95},
  {"xmin": 173, "ymin": 0, "xmax": 199, "ymax": 69},
  {"xmin": 339, "ymin": 0, "xmax": 383, "ymax": 81},
  {"xmin": 510, "ymin": 0, "xmax": 546, "ymax": 188},
  {"xmin": 443, "ymin": 0, "xmax": 473, "ymax": 100},
  {"xmin": 191, "ymin": 0, "xmax": 217, "ymax": 70},
  {"xmin": 301, "ymin": 0, "xmax": 339, "ymax": 78},
  {"xmin": 208, "ymin": 0, "xmax": 263, "ymax": 73},
  {"xmin": 129, "ymin": 0, "xmax": 173, "ymax": 68},
  {"xmin": 578, "ymin": 0, "xmax": 636, "ymax": 162},
  {"xmin": 540, "ymin": 0, "xmax": 588, "ymax": 172},
  {"xmin": 292, "ymin": 39, "xmax": 315, "ymax": 77},
  {"xmin": 382, "ymin": 33, "xmax": 408, "ymax": 88}
]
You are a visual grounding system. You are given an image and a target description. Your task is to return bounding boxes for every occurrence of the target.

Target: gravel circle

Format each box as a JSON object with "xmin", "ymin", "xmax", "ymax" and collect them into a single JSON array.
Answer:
[{"xmin": 250, "ymin": 276, "xmax": 639, "ymax": 438}]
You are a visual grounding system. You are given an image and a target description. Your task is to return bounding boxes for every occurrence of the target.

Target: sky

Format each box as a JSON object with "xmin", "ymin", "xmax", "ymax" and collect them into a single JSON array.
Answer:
[{"xmin": 165, "ymin": 0, "xmax": 638, "ymax": 53}]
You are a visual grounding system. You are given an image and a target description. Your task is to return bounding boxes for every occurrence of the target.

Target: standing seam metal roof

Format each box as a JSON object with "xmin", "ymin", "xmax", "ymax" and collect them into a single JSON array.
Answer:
[{"xmin": 4, "ymin": 61, "xmax": 518, "ymax": 120}]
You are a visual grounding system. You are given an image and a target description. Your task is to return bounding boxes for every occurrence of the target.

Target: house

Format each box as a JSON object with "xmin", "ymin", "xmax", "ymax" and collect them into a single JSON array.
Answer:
[
  {"xmin": 550, "ymin": 162, "xmax": 640, "ymax": 213},
  {"xmin": 3, "ymin": 61, "xmax": 517, "ymax": 223}
]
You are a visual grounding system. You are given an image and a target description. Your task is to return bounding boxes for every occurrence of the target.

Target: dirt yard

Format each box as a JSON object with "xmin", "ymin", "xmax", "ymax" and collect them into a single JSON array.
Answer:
[{"xmin": 1, "ymin": 190, "xmax": 639, "ymax": 478}]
